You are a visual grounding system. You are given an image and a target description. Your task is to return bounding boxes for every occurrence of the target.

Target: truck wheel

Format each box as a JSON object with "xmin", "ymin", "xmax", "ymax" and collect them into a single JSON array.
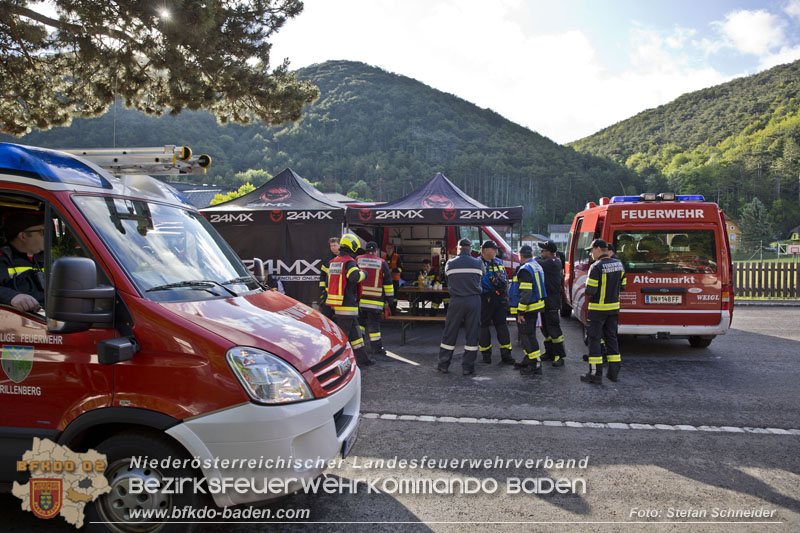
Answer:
[
  {"xmin": 85, "ymin": 430, "xmax": 208, "ymax": 533},
  {"xmin": 688, "ymin": 336, "xmax": 714, "ymax": 348},
  {"xmin": 560, "ymin": 303, "xmax": 572, "ymax": 318}
]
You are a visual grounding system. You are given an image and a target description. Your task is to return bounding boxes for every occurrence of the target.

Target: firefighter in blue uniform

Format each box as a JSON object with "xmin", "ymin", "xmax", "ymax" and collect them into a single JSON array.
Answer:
[
  {"xmin": 438, "ymin": 238, "xmax": 485, "ymax": 375},
  {"xmin": 509, "ymin": 245, "xmax": 546, "ymax": 376},
  {"xmin": 0, "ymin": 212, "xmax": 45, "ymax": 312},
  {"xmin": 325, "ymin": 234, "xmax": 374, "ymax": 367},
  {"xmin": 582, "ymin": 239, "xmax": 626, "ymax": 384},
  {"xmin": 478, "ymin": 240, "xmax": 513, "ymax": 364}
]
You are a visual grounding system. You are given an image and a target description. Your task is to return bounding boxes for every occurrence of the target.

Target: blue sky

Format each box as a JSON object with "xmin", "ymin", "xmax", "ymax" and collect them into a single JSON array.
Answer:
[{"xmin": 270, "ymin": 0, "xmax": 800, "ymax": 144}]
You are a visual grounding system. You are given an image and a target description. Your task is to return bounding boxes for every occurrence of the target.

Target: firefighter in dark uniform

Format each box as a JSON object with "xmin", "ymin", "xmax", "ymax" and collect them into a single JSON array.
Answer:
[
  {"xmin": 325, "ymin": 233, "xmax": 374, "ymax": 367},
  {"xmin": 509, "ymin": 245, "xmax": 546, "ymax": 376},
  {"xmin": 478, "ymin": 240, "xmax": 513, "ymax": 364},
  {"xmin": 535, "ymin": 241, "xmax": 567, "ymax": 367},
  {"xmin": 382, "ymin": 242, "xmax": 403, "ymax": 314},
  {"xmin": 438, "ymin": 238, "xmax": 485, "ymax": 376},
  {"xmin": 582, "ymin": 239, "xmax": 626, "ymax": 384},
  {"xmin": 357, "ymin": 241, "xmax": 394, "ymax": 358},
  {"xmin": 318, "ymin": 237, "xmax": 340, "ymax": 319},
  {"xmin": 0, "ymin": 212, "xmax": 45, "ymax": 313}
]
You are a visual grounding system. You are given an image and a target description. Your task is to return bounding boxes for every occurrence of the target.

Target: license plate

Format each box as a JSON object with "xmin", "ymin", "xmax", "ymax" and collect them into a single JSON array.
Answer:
[
  {"xmin": 645, "ymin": 294, "xmax": 682, "ymax": 304},
  {"xmin": 341, "ymin": 419, "xmax": 359, "ymax": 458}
]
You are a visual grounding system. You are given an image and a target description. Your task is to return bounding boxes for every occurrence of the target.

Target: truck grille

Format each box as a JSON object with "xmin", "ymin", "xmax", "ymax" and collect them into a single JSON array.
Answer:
[{"xmin": 310, "ymin": 345, "xmax": 354, "ymax": 394}]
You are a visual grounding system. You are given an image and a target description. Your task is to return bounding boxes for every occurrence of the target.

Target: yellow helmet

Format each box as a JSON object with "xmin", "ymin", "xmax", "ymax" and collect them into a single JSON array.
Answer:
[{"xmin": 340, "ymin": 233, "xmax": 360, "ymax": 254}]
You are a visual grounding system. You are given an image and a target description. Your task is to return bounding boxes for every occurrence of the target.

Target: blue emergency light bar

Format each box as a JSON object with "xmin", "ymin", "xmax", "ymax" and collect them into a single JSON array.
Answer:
[
  {"xmin": 610, "ymin": 194, "xmax": 705, "ymax": 203},
  {"xmin": 0, "ymin": 143, "xmax": 111, "ymax": 188}
]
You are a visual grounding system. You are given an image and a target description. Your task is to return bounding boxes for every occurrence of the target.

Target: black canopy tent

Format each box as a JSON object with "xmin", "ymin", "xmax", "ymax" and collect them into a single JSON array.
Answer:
[
  {"xmin": 346, "ymin": 173, "xmax": 523, "ymax": 280},
  {"xmin": 346, "ymin": 172, "xmax": 523, "ymax": 226},
  {"xmin": 202, "ymin": 168, "xmax": 344, "ymax": 306}
]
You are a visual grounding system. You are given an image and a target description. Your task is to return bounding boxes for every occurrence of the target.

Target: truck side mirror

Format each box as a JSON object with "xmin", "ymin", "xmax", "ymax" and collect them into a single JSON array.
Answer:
[
  {"xmin": 47, "ymin": 257, "xmax": 114, "ymax": 334},
  {"xmin": 252, "ymin": 258, "xmax": 267, "ymax": 284}
]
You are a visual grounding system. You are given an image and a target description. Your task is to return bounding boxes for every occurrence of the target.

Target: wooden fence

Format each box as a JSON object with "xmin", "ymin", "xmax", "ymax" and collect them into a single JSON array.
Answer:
[{"xmin": 733, "ymin": 262, "xmax": 800, "ymax": 299}]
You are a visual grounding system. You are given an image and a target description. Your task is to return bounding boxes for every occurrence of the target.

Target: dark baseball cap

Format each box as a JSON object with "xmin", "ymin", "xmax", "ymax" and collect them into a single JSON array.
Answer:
[
  {"xmin": 458, "ymin": 238, "xmax": 472, "ymax": 247},
  {"xmin": 365, "ymin": 241, "xmax": 378, "ymax": 252},
  {"xmin": 481, "ymin": 240, "xmax": 498, "ymax": 250},
  {"xmin": 585, "ymin": 238, "xmax": 610, "ymax": 251},
  {"xmin": 519, "ymin": 245, "xmax": 534, "ymax": 258},
  {"xmin": 537, "ymin": 240, "xmax": 557, "ymax": 253}
]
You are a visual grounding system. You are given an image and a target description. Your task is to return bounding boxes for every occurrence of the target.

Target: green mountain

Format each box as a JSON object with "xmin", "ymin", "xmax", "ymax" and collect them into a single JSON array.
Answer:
[
  {"xmin": 570, "ymin": 60, "xmax": 800, "ymax": 237},
  {"xmin": 2, "ymin": 60, "xmax": 640, "ymax": 231}
]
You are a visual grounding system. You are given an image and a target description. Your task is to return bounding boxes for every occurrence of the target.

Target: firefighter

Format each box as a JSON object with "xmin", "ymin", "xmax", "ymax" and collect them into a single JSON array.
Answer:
[
  {"xmin": 582, "ymin": 239, "xmax": 626, "ymax": 384},
  {"xmin": 357, "ymin": 241, "xmax": 394, "ymax": 357},
  {"xmin": 326, "ymin": 233, "xmax": 374, "ymax": 367},
  {"xmin": 508, "ymin": 245, "xmax": 546, "ymax": 376},
  {"xmin": 478, "ymin": 240, "xmax": 513, "ymax": 364},
  {"xmin": 0, "ymin": 212, "xmax": 45, "ymax": 312},
  {"xmin": 318, "ymin": 237, "xmax": 340, "ymax": 319},
  {"xmin": 382, "ymin": 242, "xmax": 403, "ymax": 314},
  {"xmin": 535, "ymin": 241, "xmax": 567, "ymax": 367},
  {"xmin": 438, "ymin": 238, "xmax": 485, "ymax": 375}
]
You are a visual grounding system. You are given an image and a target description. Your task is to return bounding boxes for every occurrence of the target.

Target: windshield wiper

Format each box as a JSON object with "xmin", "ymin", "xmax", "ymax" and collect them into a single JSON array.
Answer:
[
  {"xmin": 222, "ymin": 276, "xmax": 255, "ymax": 286},
  {"xmin": 146, "ymin": 280, "xmax": 238, "ymax": 297}
]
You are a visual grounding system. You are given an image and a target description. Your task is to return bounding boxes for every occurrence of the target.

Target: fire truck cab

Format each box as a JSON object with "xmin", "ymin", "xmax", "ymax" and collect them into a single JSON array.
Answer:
[
  {"xmin": 563, "ymin": 193, "xmax": 734, "ymax": 348},
  {"xmin": 0, "ymin": 143, "xmax": 360, "ymax": 530}
]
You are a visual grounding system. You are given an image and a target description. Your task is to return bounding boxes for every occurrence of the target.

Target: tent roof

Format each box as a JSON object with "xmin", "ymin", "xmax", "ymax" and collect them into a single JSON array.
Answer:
[
  {"xmin": 346, "ymin": 172, "xmax": 522, "ymax": 225},
  {"xmin": 202, "ymin": 168, "xmax": 343, "ymax": 211}
]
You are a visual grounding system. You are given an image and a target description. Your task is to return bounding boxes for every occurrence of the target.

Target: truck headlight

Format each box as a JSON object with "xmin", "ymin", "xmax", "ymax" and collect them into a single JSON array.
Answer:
[{"xmin": 226, "ymin": 347, "xmax": 313, "ymax": 404}]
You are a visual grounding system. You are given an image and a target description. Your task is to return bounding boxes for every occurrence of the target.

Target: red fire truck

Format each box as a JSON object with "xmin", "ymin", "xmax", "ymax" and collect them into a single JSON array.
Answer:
[
  {"xmin": 0, "ymin": 143, "xmax": 360, "ymax": 530},
  {"xmin": 562, "ymin": 193, "xmax": 734, "ymax": 348}
]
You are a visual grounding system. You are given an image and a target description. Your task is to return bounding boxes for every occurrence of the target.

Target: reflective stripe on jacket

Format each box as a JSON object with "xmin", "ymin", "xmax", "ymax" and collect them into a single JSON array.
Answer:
[
  {"xmin": 585, "ymin": 255, "xmax": 626, "ymax": 312},
  {"xmin": 357, "ymin": 253, "xmax": 394, "ymax": 310}
]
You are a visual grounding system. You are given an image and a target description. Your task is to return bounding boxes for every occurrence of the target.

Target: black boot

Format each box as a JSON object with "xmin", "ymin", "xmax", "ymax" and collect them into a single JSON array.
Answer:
[
  {"xmin": 513, "ymin": 358, "xmax": 529, "ymax": 370},
  {"xmin": 499, "ymin": 348, "xmax": 515, "ymax": 365},
  {"xmin": 520, "ymin": 359, "xmax": 542, "ymax": 376},
  {"xmin": 552, "ymin": 355, "xmax": 565, "ymax": 367},
  {"xmin": 580, "ymin": 365, "xmax": 602, "ymax": 384},
  {"xmin": 372, "ymin": 341, "xmax": 387, "ymax": 358},
  {"xmin": 354, "ymin": 347, "xmax": 375, "ymax": 367},
  {"xmin": 607, "ymin": 362, "xmax": 621, "ymax": 382},
  {"xmin": 481, "ymin": 351, "xmax": 492, "ymax": 364},
  {"xmin": 540, "ymin": 352, "xmax": 555, "ymax": 362}
]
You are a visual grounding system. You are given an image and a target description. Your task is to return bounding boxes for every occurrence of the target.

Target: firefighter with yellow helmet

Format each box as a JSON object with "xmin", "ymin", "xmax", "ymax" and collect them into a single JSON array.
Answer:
[{"xmin": 325, "ymin": 233, "xmax": 374, "ymax": 367}]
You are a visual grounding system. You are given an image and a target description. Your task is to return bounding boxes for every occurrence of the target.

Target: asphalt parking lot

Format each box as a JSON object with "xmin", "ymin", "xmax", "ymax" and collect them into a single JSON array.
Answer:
[{"xmin": 4, "ymin": 305, "xmax": 799, "ymax": 531}]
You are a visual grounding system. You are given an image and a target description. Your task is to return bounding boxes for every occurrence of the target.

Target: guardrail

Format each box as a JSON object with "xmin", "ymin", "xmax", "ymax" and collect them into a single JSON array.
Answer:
[{"xmin": 733, "ymin": 262, "xmax": 800, "ymax": 299}]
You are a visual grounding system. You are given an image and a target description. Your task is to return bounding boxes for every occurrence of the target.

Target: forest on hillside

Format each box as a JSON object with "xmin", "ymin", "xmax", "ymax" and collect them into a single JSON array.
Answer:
[
  {"xmin": 571, "ymin": 60, "xmax": 800, "ymax": 239},
  {"xmin": 1, "ymin": 61, "xmax": 641, "ymax": 233}
]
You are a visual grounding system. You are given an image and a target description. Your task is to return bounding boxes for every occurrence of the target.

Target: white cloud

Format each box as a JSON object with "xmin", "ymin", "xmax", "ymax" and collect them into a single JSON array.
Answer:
[
  {"xmin": 785, "ymin": 0, "xmax": 800, "ymax": 20},
  {"xmin": 715, "ymin": 10, "xmax": 787, "ymax": 55},
  {"xmin": 758, "ymin": 44, "xmax": 800, "ymax": 69}
]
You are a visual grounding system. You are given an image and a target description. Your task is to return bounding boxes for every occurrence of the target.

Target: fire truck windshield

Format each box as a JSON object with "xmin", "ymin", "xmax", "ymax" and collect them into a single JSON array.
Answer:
[
  {"xmin": 74, "ymin": 196, "xmax": 260, "ymax": 302},
  {"xmin": 613, "ymin": 230, "xmax": 717, "ymax": 274}
]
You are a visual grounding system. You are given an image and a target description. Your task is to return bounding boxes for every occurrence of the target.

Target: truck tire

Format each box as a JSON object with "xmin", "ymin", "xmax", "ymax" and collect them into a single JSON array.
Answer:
[
  {"xmin": 85, "ymin": 430, "xmax": 209, "ymax": 533},
  {"xmin": 688, "ymin": 336, "xmax": 714, "ymax": 348}
]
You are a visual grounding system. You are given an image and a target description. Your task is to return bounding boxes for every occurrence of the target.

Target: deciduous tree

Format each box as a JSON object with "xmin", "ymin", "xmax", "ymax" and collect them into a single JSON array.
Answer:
[{"xmin": 0, "ymin": 0, "xmax": 318, "ymax": 135}]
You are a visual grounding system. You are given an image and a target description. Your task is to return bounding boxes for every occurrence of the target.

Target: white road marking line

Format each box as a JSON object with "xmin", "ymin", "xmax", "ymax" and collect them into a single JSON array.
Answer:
[{"xmin": 360, "ymin": 413, "xmax": 800, "ymax": 435}]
